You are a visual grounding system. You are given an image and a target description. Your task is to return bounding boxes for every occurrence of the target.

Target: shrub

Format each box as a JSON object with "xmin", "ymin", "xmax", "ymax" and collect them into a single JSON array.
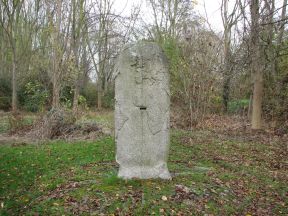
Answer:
[
  {"xmin": 0, "ymin": 77, "xmax": 11, "ymax": 111},
  {"xmin": 28, "ymin": 108, "xmax": 76, "ymax": 139},
  {"xmin": 102, "ymin": 88, "xmax": 115, "ymax": 109},
  {"xmin": 0, "ymin": 97, "xmax": 11, "ymax": 111},
  {"xmin": 228, "ymin": 99, "xmax": 249, "ymax": 114},
  {"xmin": 78, "ymin": 95, "xmax": 89, "ymax": 110},
  {"xmin": 23, "ymin": 81, "xmax": 49, "ymax": 112},
  {"xmin": 61, "ymin": 86, "xmax": 73, "ymax": 108},
  {"xmin": 82, "ymin": 82, "xmax": 97, "ymax": 108}
]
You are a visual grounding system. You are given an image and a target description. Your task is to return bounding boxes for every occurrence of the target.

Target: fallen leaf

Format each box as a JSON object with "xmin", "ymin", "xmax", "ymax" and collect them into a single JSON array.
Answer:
[{"xmin": 161, "ymin": 196, "xmax": 168, "ymax": 201}]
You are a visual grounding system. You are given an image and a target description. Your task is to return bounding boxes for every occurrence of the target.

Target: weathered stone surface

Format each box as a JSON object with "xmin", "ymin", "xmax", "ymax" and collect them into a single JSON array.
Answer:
[{"xmin": 115, "ymin": 41, "xmax": 171, "ymax": 179}]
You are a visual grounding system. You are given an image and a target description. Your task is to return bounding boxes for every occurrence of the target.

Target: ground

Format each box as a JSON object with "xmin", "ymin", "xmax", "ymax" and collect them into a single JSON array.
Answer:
[{"xmin": 0, "ymin": 112, "xmax": 287, "ymax": 215}]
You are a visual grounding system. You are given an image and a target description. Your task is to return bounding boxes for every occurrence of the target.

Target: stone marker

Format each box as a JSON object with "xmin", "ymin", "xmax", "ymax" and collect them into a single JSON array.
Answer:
[{"xmin": 115, "ymin": 41, "xmax": 171, "ymax": 179}]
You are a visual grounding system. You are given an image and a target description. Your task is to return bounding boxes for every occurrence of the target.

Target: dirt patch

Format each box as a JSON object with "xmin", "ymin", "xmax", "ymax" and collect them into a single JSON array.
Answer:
[{"xmin": 0, "ymin": 134, "xmax": 31, "ymax": 146}]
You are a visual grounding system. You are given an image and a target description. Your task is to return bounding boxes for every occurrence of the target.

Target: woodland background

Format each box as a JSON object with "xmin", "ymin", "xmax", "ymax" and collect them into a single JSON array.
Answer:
[
  {"xmin": 0, "ymin": 1, "xmax": 288, "ymax": 215},
  {"xmin": 0, "ymin": 0, "xmax": 287, "ymax": 131}
]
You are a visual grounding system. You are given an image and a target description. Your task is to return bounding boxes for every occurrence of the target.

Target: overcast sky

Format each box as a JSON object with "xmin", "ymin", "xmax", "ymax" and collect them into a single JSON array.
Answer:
[
  {"xmin": 195, "ymin": 0, "xmax": 223, "ymax": 32},
  {"xmin": 113, "ymin": 0, "xmax": 224, "ymax": 32},
  {"xmin": 113, "ymin": 0, "xmax": 286, "ymax": 34}
]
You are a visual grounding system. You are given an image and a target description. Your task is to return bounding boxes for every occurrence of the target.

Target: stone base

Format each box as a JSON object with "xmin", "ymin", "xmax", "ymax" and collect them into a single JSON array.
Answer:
[{"xmin": 118, "ymin": 163, "xmax": 171, "ymax": 180}]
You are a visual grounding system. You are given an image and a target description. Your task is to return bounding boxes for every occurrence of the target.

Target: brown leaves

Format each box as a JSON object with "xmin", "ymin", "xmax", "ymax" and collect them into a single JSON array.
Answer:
[
  {"xmin": 38, "ymin": 181, "xmax": 81, "ymax": 201},
  {"xmin": 119, "ymin": 188, "xmax": 143, "ymax": 205},
  {"xmin": 171, "ymin": 185, "xmax": 197, "ymax": 202},
  {"xmin": 64, "ymin": 195, "xmax": 101, "ymax": 215}
]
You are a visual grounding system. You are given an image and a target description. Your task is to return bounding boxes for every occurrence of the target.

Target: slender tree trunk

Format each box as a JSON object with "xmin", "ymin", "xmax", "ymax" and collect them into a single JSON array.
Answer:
[
  {"xmin": 0, "ymin": 35, "xmax": 3, "ymax": 77},
  {"xmin": 221, "ymin": 0, "xmax": 234, "ymax": 113},
  {"xmin": 275, "ymin": 0, "xmax": 288, "ymax": 118},
  {"xmin": 276, "ymin": 0, "xmax": 287, "ymax": 49},
  {"xmin": 86, "ymin": 33, "xmax": 100, "ymax": 109},
  {"xmin": 97, "ymin": 93, "xmax": 102, "ymax": 109},
  {"xmin": 11, "ymin": 53, "xmax": 17, "ymax": 112},
  {"xmin": 52, "ymin": 62, "xmax": 60, "ymax": 108},
  {"xmin": 52, "ymin": 79, "xmax": 60, "ymax": 108},
  {"xmin": 250, "ymin": 0, "xmax": 263, "ymax": 129},
  {"xmin": 102, "ymin": 30, "xmax": 109, "ymax": 95},
  {"xmin": 97, "ymin": 80, "xmax": 102, "ymax": 109},
  {"xmin": 275, "ymin": 0, "xmax": 287, "ymax": 72},
  {"xmin": 251, "ymin": 71, "xmax": 264, "ymax": 129},
  {"xmin": 248, "ymin": 94, "xmax": 253, "ymax": 120},
  {"xmin": 97, "ymin": 46, "xmax": 104, "ymax": 110},
  {"xmin": 0, "ymin": 1, "xmax": 26, "ymax": 112},
  {"xmin": 71, "ymin": 0, "xmax": 83, "ymax": 113},
  {"xmin": 223, "ymin": 66, "xmax": 231, "ymax": 112},
  {"xmin": 73, "ymin": 85, "xmax": 80, "ymax": 113},
  {"xmin": 51, "ymin": 0, "xmax": 62, "ymax": 108}
]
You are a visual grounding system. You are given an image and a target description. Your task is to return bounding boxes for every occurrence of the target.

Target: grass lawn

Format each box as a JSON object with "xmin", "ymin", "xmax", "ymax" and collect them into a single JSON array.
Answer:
[{"xmin": 0, "ymin": 119, "xmax": 287, "ymax": 215}]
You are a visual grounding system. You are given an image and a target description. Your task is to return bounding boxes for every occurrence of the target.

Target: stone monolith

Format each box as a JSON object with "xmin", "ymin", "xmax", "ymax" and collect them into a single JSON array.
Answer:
[{"xmin": 115, "ymin": 41, "xmax": 171, "ymax": 179}]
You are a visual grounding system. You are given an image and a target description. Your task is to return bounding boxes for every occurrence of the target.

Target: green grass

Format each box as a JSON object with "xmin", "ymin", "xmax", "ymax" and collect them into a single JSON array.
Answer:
[{"xmin": 0, "ymin": 129, "xmax": 287, "ymax": 215}]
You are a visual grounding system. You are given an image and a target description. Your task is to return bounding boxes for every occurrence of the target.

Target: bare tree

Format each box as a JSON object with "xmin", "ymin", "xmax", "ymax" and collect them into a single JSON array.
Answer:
[
  {"xmin": 71, "ymin": 0, "xmax": 86, "ymax": 113},
  {"xmin": 221, "ymin": 0, "xmax": 241, "ymax": 112},
  {"xmin": 0, "ymin": 0, "xmax": 24, "ymax": 112},
  {"xmin": 45, "ymin": 0, "xmax": 64, "ymax": 108},
  {"xmin": 275, "ymin": 0, "xmax": 287, "ymax": 68},
  {"xmin": 87, "ymin": 0, "xmax": 133, "ymax": 109},
  {"xmin": 146, "ymin": 0, "xmax": 194, "ymax": 42}
]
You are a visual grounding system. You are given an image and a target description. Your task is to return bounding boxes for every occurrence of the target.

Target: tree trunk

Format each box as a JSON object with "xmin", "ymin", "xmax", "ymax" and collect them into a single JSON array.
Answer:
[
  {"xmin": 71, "ymin": 0, "xmax": 84, "ymax": 113},
  {"xmin": 73, "ymin": 84, "xmax": 80, "ymax": 113},
  {"xmin": 97, "ymin": 80, "xmax": 102, "ymax": 109},
  {"xmin": 223, "ymin": 70, "xmax": 231, "ymax": 113},
  {"xmin": 52, "ymin": 78, "xmax": 60, "ymax": 108},
  {"xmin": 250, "ymin": 0, "xmax": 263, "ymax": 130},
  {"xmin": 266, "ymin": 0, "xmax": 275, "ymax": 76},
  {"xmin": 251, "ymin": 71, "xmax": 264, "ymax": 129},
  {"xmin": 51, "ymin": 0, "xmax": 62, "ymax": 108},
  {"xmin": 276, "ymin": 0, "xmax": 287, "ymax": 49},
  {"xmin": 11, "ymin": 54, "xmax": 17, "ymax": 112},
  {"xmin": 221, "ymin": 0, "xmax": 234, "ymax": 113},
  {"xmin": 248, "ymin": 94, "xmax": 253, "ymax": 120}
]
